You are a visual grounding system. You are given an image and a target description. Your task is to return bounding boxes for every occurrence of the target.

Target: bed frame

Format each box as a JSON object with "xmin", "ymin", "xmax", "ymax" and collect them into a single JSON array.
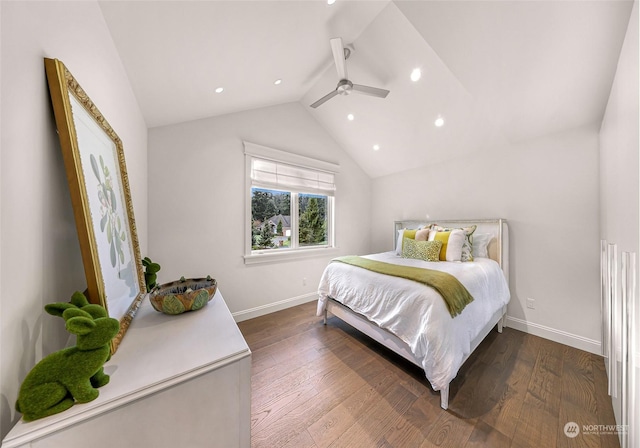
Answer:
[{"xmin": 323, "ymin": 219, "xmax": 509, "ymax": 410}]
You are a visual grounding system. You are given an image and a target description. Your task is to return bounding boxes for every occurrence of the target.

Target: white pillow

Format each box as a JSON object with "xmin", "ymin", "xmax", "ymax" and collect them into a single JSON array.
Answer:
[
  {"xmin": 395, "ymin": 229, "xmax": 409, "ymax": 255},
  {"xmin": 445, "ymin": 229, "xmax": 466, "ymax": 261},
  {"xmin": 472, "ymin": 233, "xmax": 493, "ymax": 258}
]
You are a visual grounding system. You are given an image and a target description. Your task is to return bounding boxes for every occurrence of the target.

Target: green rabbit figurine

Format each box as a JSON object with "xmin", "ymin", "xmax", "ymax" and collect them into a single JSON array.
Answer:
[
  {"xmin": 44, "ymin": 290, "xmax": 109, "ymax": 320},
  {"xmin": 15, "ymin": 306, "xmax": 120, "ymax": 421}
]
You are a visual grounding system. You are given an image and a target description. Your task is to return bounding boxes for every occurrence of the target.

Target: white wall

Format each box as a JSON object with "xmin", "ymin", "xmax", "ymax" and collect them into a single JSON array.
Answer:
[
  {"xmin": 599, "ymin": 0, "xmax": 638, "ymax": 438},
  {"xmin": 600, "ymin": 1, "xmax": 638, "ymax": 257},
  {"xmin": 371, "ymin": 126, "xmax": 602, "ymax": 353},
  {"xmin": 148, "ymin": 102, "xmax": 371, "ymax": 318},
  {"xmin": 0, "ymin": 1, "xmax": 147, "ymax": 439}
]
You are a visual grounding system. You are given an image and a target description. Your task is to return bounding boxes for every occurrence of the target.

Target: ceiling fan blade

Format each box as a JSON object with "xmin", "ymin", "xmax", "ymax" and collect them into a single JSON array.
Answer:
[
  {"xmin": 352, "ymin": 84, "xmax": 390, "ymax": 98},
  {"xmin": 330, "ymin": 37, "xmax": 348, "ymax": 80},
  {"xmin": 310, "ymin": 89, "xmax": 340, "ymax": 108}
]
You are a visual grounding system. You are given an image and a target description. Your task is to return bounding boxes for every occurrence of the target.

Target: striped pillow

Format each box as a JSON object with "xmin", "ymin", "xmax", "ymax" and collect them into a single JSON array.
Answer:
[
  {"xmin": 429, "ymin": 229, "xmax": 465, "ymax": 261},
  {"xmin": 432, "ymin": 224, "xmax": 477, "ymax": 261}
]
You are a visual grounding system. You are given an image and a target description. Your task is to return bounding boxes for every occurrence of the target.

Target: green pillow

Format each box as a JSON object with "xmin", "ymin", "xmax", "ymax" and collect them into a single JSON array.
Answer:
[
  {"xmin": 403, "ymin": 228, "xmax": 418, "ymax": 240},
  {"xmin": 401, "ymin": 238, "xmax": 442, "ymax": 262}
]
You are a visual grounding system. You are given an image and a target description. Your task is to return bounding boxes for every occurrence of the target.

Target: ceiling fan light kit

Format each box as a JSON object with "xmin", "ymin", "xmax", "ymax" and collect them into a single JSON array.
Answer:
[{"xmin": 310, "ymin": 37, "xmax": 390, "ymax": 108}]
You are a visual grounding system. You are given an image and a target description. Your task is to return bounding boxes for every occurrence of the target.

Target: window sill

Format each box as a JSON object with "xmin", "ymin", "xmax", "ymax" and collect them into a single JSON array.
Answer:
[{"xmin": 244, "ymin": 247, "xmax": 339, "ymax": 265}]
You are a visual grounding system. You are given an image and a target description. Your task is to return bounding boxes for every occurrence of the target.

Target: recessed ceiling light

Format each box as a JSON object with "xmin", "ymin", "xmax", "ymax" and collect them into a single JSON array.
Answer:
[
  {"xmin": 347, "ymin": 113, "xmax": 354, "ymax": 121},
  {"xmin": 373, "ymin": 144, "xmax": 380, "ymax": 151},
  {"xmin": 327, "ymin": 0, "xmax": 336, "ymax": 5},
  {"xmin": 434, "ymin": 117, "xmax": 445, "ymax": 127},
  {"xmin": 274, "ymin": 79, "xmax": 282, "ymax": 85},
  {"xmin": 215, "ymin": 87, "xmax": 224, "ymax": 94},
  {"xmin": 410, "ymin": 68, "xmax": 422, "ymax": 82}
]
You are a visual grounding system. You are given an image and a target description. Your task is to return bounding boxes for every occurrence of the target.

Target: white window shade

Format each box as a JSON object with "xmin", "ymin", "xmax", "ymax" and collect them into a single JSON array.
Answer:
[{"xmin": 251, "ymin": 158, "xmax": 335, "ymax": 195}]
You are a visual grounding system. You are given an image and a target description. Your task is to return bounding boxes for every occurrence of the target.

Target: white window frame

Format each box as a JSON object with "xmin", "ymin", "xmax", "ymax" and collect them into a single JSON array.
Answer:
[{"xmin": 244, "ymin": 141, "xmax": 339, "ymax": 265}]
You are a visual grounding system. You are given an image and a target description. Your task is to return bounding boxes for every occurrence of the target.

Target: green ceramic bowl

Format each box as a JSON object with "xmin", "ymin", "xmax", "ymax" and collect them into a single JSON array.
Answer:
[{"xmin": 149, "ymin": 276, "xmax": 217, "ymax": 315}]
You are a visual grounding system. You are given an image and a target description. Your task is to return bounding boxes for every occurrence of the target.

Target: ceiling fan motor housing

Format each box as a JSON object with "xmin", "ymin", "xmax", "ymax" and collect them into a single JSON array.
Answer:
[{"xmin": 337, "ymin": 79, "xmax": 353, "ymax": 95}]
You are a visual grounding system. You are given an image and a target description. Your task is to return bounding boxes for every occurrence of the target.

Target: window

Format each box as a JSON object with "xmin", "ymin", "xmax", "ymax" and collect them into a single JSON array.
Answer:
[{"xmin": 244, "ymin": 142, "xmax": 339, "ymax": 263}]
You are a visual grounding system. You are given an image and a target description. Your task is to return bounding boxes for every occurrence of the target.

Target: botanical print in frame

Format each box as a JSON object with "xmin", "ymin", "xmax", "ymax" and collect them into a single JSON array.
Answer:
[{"xmin": 44, "ymin": 58, "xmax": 145, "ymax": 353}]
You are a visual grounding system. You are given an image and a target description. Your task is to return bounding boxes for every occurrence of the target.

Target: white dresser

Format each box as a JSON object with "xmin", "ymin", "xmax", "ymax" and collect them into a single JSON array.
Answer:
[{"xmin": 2, "ymin": 290, "xmax": 251, "ymax": 448}]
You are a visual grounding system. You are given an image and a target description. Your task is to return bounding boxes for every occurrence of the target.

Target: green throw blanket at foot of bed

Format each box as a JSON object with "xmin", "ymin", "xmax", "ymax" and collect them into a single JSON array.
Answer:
[{"xmin": 332, "ymin": 256, "xmax": 474, "ymax": 318}]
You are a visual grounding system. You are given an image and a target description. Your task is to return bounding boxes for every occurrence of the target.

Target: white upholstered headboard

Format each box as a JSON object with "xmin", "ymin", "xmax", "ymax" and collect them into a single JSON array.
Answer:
[{"xmin": 394, "ymin": 219, "xmax": 509, "ymax": 285}]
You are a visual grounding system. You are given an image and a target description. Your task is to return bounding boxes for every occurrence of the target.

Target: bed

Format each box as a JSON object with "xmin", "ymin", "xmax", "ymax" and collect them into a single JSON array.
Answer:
[{"xmin": 316, "ymin": 219, "xmax": 510, "ymax": 410}]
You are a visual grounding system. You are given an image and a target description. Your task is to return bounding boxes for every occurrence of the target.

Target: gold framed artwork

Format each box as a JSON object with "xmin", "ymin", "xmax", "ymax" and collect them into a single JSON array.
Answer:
[{"xmin": 44, "ymin": 58, "xmax": 145, "ymax": 353}]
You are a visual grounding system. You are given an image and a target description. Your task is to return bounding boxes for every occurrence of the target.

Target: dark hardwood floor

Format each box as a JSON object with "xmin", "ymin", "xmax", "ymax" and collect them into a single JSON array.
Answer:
[{"xmin": 237, "ymin": 301, "xmax": 620, "ymax": 448}]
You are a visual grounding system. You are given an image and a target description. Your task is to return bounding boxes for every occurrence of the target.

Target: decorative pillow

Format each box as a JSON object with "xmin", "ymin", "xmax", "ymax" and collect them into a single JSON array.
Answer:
[
  {"xmin": 444, "ymin": 229, "xmax": 465, "ymax": 261},
  {"xmin": 432, "ymin": 224, "xmax": 477, "ymax": 261},
  {"xmin": 401, "ymin": 238, "xmax": 442, "ymax": 262},
  {"xmin": 472, "ymin": 233, "xmax": 493, "ymax": 258},
  {"xmin": 429, "ymin": 230, "xmax": 449, "ymax": 260},
  {"xmin": 395, "ymin": 228, "xmax": 419, "ymax": 255},
  {"xmin": 415, "ymin": 228, "xmax": 431, "ymax": 241},
  {"xmin": 428, "ymin": 229, "xmax": 465, "ymax": 261}
]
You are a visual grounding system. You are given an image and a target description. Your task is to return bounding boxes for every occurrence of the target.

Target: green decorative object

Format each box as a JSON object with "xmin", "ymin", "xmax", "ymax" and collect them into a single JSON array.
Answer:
[
  {"xmin": 191, "ymin": 290, "xmax": 209, "ymax": 311},
  {"xmin": 142, "ymin": 256, "xmax": 161, "ymax": 292},
  {"xmin": 45, "ymin": 290, "xmax": 109, "ymax": 321},
  {"xmin": 15, "ymin": 300, "xmax": 120, "ymax": 422},
  {"xmin": 161, "ymin": 295, "xmax": 186, "ymax": 315},
  {"xmin": 149, "ymin": 277, "xmax": 217, "ymax": 315}
]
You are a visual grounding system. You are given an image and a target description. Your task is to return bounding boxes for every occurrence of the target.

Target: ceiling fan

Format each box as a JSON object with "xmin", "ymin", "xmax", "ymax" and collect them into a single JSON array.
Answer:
[{"xmin": 310, "ymin": 37, "xmax": 390, "ymax": 109}]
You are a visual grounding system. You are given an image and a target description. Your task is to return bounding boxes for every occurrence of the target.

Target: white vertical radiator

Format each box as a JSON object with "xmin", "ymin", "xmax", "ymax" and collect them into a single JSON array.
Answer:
[{"xmin": 600, "ymin": 240, "xmax": 638, "ymax": 448}]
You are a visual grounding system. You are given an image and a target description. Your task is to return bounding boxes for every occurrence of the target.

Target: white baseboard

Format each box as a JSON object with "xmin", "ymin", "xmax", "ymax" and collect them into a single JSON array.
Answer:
[
  {"xmin": 506, "ymin": 316, "xmax": 602, "ymax": 355},
  {"xmin": 232, "ymin": 292, "xmax": 318, "ymax": 322},
  {"xmin": 233, "ymin": 302, "xmax": 603, "ymax": 356}
]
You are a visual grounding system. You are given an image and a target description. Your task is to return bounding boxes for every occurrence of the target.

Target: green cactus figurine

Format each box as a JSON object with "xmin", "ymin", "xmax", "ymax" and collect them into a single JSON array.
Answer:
[{"xmin": 142, "ymin": 257, "xmax": 161, "ymax": 292}]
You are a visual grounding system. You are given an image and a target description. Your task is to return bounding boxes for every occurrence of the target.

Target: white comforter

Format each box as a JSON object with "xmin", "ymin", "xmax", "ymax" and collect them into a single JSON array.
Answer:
[{"xmin": 316, "ymin": 252, "xmax": 510, "ymax": 391}]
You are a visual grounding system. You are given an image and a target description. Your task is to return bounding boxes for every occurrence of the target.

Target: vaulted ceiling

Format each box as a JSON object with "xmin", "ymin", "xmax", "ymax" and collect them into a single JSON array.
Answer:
[{"xmin": 99, "ymin": 0, "xmax": 634, "ymax": 178}]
